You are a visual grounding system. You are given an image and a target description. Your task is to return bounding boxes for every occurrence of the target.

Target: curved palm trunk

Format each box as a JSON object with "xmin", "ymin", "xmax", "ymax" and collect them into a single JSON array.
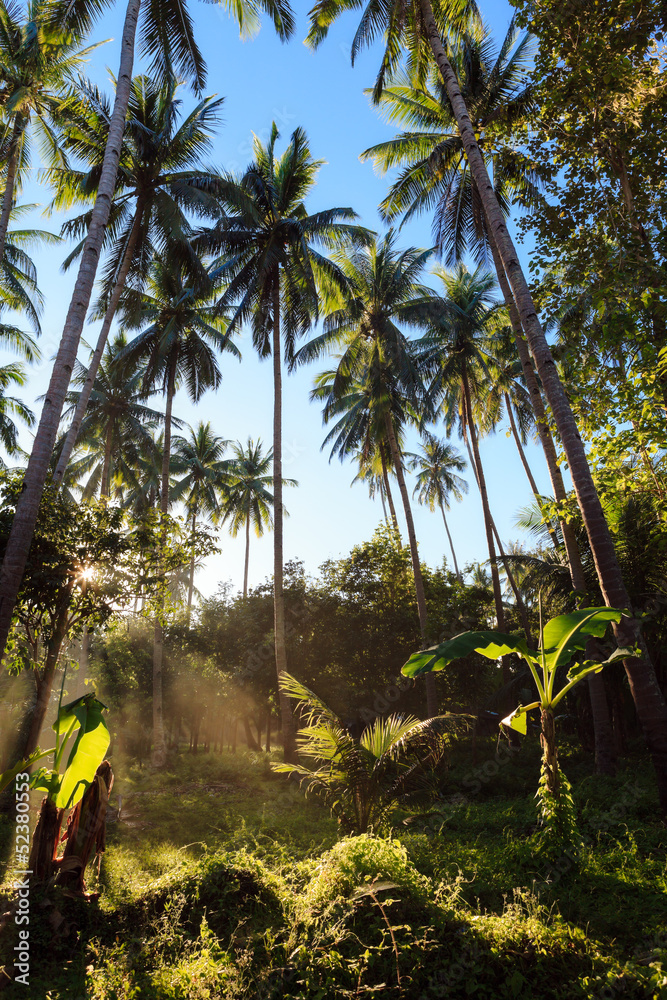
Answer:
[
  {"xmin": 420, "ymin": 0, "xmax": 667, "ymax": 808},
  {"xmin": 504, "ymin": 393, "xmax": 559, "ymax": 550},
  {"xmin": 384, "ymin": 412, "xmax": 437, "ymax": 717},
  {"xmin": 462, "ymin": 374, "xmax": 504, "ymax": 629},
  {"xmin": 187, "ymin": 508, "xmax": 197, "ymax": 617},
  {"xmin": 152, "ymin": 354, "xmax": 176, "ymax": 767},
  {"xmin": 272, "ymin": 281, "xmax": 296, "ymax": 763},
  {"xmin": 0, "ymin": 0, "xmax": 142, "ymax": 658},
  {"xmin": 439, "ymin": 500, "xmax": 462, "ymax": 582},
  {"xmin": 243, "ymin": 515, "xmax": 250, "ymax": 598},
  {"xmin": 54, "ymin": 203, "xmax": 145, "ymax": 484},
  {"xmin": 380, "ymin": 445, "xmax": 401, "ymax": 538},
  {"xmin": 487, "ymin": 197, "xmax": 618, "ymax": 778},
  {"xmin": 0, "ymin": 117, "xmax": 24, "ymax": 263},
  {"xmin": 100, "ymin": 422, "xmax": 114, "ymax": 498}
]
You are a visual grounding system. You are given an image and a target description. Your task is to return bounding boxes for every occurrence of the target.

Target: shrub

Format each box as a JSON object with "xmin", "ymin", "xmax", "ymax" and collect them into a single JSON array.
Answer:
[{"xmin": 303, "ymin": 834, "xmax": 430, "ymax": 911}]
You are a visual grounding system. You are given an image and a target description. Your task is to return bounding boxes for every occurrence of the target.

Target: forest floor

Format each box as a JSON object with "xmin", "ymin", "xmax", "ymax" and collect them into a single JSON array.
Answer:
[{"xmin": 0, "ymin": 740, "xmax": 666, "ymax": 999}]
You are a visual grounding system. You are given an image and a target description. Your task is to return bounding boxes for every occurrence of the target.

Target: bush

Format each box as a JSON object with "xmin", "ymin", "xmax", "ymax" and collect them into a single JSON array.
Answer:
[{"xmin": 303, "ymin": 834, "xmax": 430, "ymax": 911}]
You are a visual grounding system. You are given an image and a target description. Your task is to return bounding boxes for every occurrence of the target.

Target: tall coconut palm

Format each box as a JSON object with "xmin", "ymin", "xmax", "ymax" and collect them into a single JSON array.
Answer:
[
  {"xmin": 405, "ymin": 432, "xmax": 467, "ymax": 581},
  {"xmin": 171, "ymin": 421, "xmax": 231, "ymax": 614},
  {"xmin": 50, "ymin": 74, "xmax": 225, "ymax": 482},
  {"xmin": 0, "ymin": 361, "xmax": 33, "ymax": 461},
  {"xmin": 302, "ymin": 232, "xmax": 439, "ymax": 715},
  {"xmin": 197, "ymin": 122, "xmax": 367, "ymax": 760},
  {"xmin": 361, "ymin": 18, "xmax": 617, "ymax": 775},
  {"xmin": 0, "ymin": 0, "xmax": 294, "ymax": 664},
  {"xmin": 0, "ymin": 0, "xmax": 102, "ymax": 260},
  {"xmin": 351, "ymin": 442, "xmax": 401, "ymax": 536},
  {"xmin": 58, "ymin": 331, "xmax": 166, "ymax": 498},
  {"xmin": 306, "ymin": 0, "xmax": 667, "ymax": 813},
  {"xmin": 420, "ymin": 263, "xmax": 515, "ymax": 644},
  {"xmin": 119, "ymin": 254, "xmax": 240, "ymax": 764},
  {"xmin": 223, "ymin": 437, "xmax": 296, "ymax": 599}
]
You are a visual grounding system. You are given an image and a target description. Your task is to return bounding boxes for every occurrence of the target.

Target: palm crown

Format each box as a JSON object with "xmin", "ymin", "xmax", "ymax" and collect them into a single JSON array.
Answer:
[{"xmin": 360, "ymin": 19, "xmax": 542, "ymax": 263}]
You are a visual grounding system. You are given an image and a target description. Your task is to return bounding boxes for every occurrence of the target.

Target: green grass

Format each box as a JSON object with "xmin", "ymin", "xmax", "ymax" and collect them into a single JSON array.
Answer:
[{"xmin": 1, "ymin": 742, "xmax": 665, "ymax": 999}]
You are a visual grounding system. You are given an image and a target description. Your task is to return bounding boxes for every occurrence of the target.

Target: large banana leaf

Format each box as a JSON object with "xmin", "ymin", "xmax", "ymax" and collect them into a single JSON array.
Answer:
[
  {"xmin": 542, "ymin": 608, "xmax": 626, "ymax": 672},
  {"xmin": 402, "ymin": 631, "xmax": 532, "ymax": 678},
  {"xmin": 53, "ymin": 695, "xmax": 110, "ymax": 810}
]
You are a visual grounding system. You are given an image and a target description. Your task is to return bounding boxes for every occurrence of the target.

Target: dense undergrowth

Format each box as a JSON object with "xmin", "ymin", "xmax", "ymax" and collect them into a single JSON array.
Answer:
[{"xmin": 1, "ymin": 743, "xmax": 665, "ymax": 999}]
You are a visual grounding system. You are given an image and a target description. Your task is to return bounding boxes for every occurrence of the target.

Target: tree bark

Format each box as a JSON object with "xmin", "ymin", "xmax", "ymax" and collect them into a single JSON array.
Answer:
[
  {"xmin": 152, "ymin": 352, "xmax": 176, "ymax": 767},
  {"xmin": 384, "ymin": 412, "xmax": 437, "ymax": 717},
  {"xmin": 272, "ymin": 280, "xmax": 296, "ymax": 762},
  {"xmin": 420, "ymin": 0, "xmax": 667, "ymax": 809},
  {"xmin": 243, "ymin": 514, "xmax": 250, "ymax": 598},
  {"xmin": 53, "ymin": 203, "xmax": 145, "ymax": 484},
  {"xmin": 504, "ymin": 392, "xmax": 559, "ymax": 548},
  {"xmin": 439, "ymin": 500, "xmax": 461, "ymax": 582},
  {"xmin": 380, "ymin": 444, "xmax": 401, "ymax": 538},
  {"xmin": 187, "ymin": 508, "xmax": 196, "ymax": 617},
  {"xmin": 486, "ymin": 181, "xmax": 619, "ymax": 778},
  {"xmin": 0, "ymin": 116, "xmax": 24, "ymax": 263},
  {"xmin": 0, "ymin": 0, "xmax": 142, "ymax": 659},
  {"xmin": 461, "ymin": 374, "xmax": 505, "ymax": 634},
  {"xmin": 100, "ymin": 422, "xmax": 114, "ymax": 498}
]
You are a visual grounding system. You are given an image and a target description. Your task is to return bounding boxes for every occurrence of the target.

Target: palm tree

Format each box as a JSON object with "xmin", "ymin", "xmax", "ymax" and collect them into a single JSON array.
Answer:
[
  {"xmin": 171, "ymin": 421, "xmax": 231, "ymax": 615},
  {"xmin": 197, "ymin": 122, "xmax": 367, "ymax": 760},
  {"xmin": 0, "ymin": 0, "xmax": 101, "ymax": 260},
  {"xmin": 51, "ymin": 74, "xmax": 225, "ymax": 481},
  {"xmin": 303, "ymin": 232, "xmax": 439, "ymax": 715},
  {"xmin": 360, "ymin": 18, "xmax": 618, "ymax": 776},
  {"xmin": 0, "ymin": 361, "xmax": 33, "ymax": 462},
  {"xmin": 351, "ymin": 443, "xmax": 401, "ymax": 536},
  {"xmin": 306, "ymin": 0, "xmax": 667, "ymax": 814},
  {"xmin": 119, "ymin": 254, "xmax": 240, "ymax": 765},
  {"xmin": 0, "ymin": 207, "xmax": 60, "ymax": 340},
  {"xmin": 420, "ymin": 263, "xmax": 516, "ymax": 644},
  {"xmin": 57, "ymin": 331, "xmax": 166, "ymax": 498},
  {"xmin": 405, "ymin": 432, "xmax": 467, "ymax": 581},
  {"xmin": 222, "ymin": 438, "xmax": 285, "ymax": 599},
  {"xmin": 0, "ymin": 0, "xmax": 294, "ymax": 662},
  {"xmin": 360, "ymin": 19, "xmax": 540, "ymax": 265}
]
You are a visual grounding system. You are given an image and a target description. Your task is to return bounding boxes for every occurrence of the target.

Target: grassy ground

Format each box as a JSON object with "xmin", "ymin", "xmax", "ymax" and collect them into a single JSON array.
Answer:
[{"xmin": 0, "ymin": 740, "xmax": 665, "ymax": 999}]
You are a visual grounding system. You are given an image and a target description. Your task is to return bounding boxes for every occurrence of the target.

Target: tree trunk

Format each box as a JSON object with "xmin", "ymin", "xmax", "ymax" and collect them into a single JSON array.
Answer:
[
  {"xmin": 489, "ymin": 514, "xmax": 534, "ymax": 647},
  {"xmin": 100, "ymin": 422, "xmax": 114, "ymax": 498},
  {"xmin": 439, "ymin": 500, "xmax": 462, "ymax": 582},
  {"xmin": 56, "ymin": 760, "xmax": 113, "ymax": 894},
  {"xmin": 380, "ymin": 444, "xmax": 401, "ymax": 538},
  {"xmin": 265, "ymin": 709, "xmax": 271, "ymax": 753},
  {"xmin": 152, "ymin": 354, "xmax": 176, "ymax": 768},
  {"xmin": 420, "ymin": 0, "xmax": 667, "ymax": 810},
  {"xmin": 53, "ymin": 203, "xmax": 145, "ymax": 484},
  {"xmin": 272, "ymin": 280, "xmax": 296, "ymax": 762},
  {"xmin": 461, "ymin": 374, "xmax": 505, "ymax": 634},
  {"xmin": 486, "ymin": 189, "xmax": 618, "ymax": 777},
  {"xmin": 0, "ymin": 117, "xmax": 24, "ymax": 263},
  {"xmin": 20, "ymin": 605, "xmax": 71, "ymax": 763},
  {"xmin": 540, "ymin": 708, "xmax": 559, "ymax": 797},
  {"xmin": 243, "ymin": 514, "xmax": 250, "ymax": 598},
  {"xmin": 28, "ymin": 798, "xmax": 64, "ymax": 885},
  {"xmin": 384, "ymin": 412, "xmax": 437, "ymax": 717},
  {"xmin": 187, "ymin": 508, "xmax": 196, "ymax": 617},
  {"xmin": 504, "ymin": 392, "xmax": 559, "ymax": 549},
  {"xmin": 0, "ymin": 0, "xmax": 142, "ymax": 659}
]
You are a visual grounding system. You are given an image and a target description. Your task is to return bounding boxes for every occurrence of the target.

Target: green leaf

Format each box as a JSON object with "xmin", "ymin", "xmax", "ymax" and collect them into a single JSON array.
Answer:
[
  {"xmin": 0, "ymin": 748, "xmax": 55, "ymax": 797},
  {"xmin": 500, "ymin": 706, "xmax": 528, "ymax": 735},
  {"xmin": 402, "ymin": 631, "xmax": 532, "ymax": 677},
  {"xmin": 542, "ymin": 608, "xmax": 625, "ymax": 672},
  {"xmin": 55, "ymin": 695, "xmax": 109, "ymax": 810}
]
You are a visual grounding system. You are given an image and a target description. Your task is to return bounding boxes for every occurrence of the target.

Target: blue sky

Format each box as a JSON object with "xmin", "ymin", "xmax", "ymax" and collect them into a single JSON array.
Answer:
[{"xmin": 1, "ymin": 0, "xmax": 562, "ymax": 598}]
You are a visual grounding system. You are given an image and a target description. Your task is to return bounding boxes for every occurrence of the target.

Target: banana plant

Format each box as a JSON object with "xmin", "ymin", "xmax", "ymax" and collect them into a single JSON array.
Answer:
[
  {"xmin": 403, "ymin": 605, "xmax": 634, "ymax": 832},
  {"xmin": 31, "ymin": 693, "xmax": 110, "ymax": 810}
]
